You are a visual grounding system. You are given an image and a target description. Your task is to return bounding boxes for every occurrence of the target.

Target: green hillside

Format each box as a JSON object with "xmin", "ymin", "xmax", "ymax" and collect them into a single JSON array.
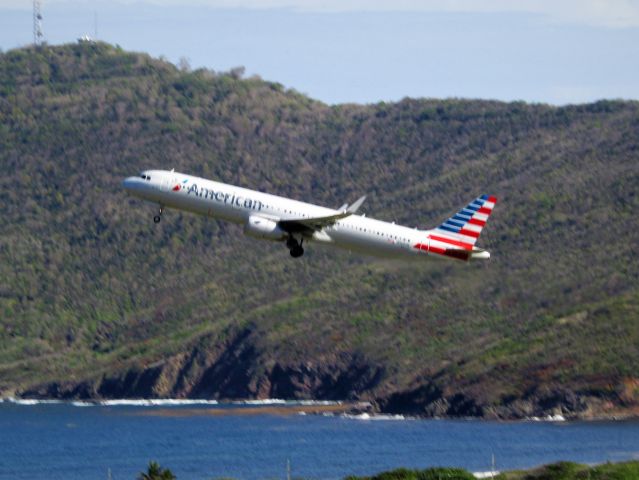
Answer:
[{"xmin": 1, "ymin": 42, "xmax": 638, "ymax": 418}]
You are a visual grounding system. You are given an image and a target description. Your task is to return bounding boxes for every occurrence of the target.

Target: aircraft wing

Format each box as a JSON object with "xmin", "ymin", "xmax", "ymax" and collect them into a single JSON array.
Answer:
[{"xmin": 278, "ymin": 195, "xmax": 366, "ymax": 233}]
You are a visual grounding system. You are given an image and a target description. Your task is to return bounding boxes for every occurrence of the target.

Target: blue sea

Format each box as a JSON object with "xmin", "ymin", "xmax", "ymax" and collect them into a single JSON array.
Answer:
[{"xmin": 1, "ymin": 399, "xmax": 638, "ymax": 480}]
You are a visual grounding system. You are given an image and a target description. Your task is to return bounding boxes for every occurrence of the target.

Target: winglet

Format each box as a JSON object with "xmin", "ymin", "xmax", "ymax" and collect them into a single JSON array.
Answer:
[
  {"xmin": 347, "ymin": 195, "xmax": 366, "ymax": 214},
  {"xmin": 337, "ymin": 203, "xmax": 349, "ymax": 212}
]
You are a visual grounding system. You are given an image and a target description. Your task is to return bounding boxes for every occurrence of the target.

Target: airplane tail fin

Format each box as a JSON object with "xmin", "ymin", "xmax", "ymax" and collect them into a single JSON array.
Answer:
[{"xmin": 435, "ymin": 194, "xmax": 497, "ymax": 247}]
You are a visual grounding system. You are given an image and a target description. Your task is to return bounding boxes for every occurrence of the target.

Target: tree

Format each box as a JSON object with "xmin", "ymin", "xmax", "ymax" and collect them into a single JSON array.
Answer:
[
  {"xmin": 229, "ymin": 65, "xmax": 245, "ymax": 79},
  {"xmin": 138, "ymin": 461, "xmax": 176, "ymax": 480},
  {"xmin": 178, "ymin": 56, "xmax": 191, "ymax": 72}
]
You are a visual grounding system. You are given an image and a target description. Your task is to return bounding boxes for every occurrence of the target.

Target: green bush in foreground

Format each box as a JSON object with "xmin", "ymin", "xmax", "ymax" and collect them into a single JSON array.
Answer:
[
  {"xmin": 345, "ymin": 467, "xmax": 476, "ymax": 480},
  {"xmin": 137, "ymin": 461, "xmax": 176, "ymax": 480},
  {"xmin": 152, "ymin": 460, "xmax": 639, "ymax": 480},
  {"xmin": 494, "ymin": 460, "xmax": 639, "ymax": 480},
  {"xmin": 344, "ymin": 461, "xmax": 639, "ymax": 480}
]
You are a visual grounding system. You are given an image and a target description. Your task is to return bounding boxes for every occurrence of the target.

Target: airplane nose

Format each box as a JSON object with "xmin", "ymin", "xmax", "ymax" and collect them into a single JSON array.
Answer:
[{"xmin": 122, "ymin": 176, "xmax": 138, "ymax": 192}]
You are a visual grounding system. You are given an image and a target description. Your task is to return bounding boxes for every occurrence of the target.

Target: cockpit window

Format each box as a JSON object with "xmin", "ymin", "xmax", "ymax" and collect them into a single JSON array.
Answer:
[{"xmin": 141, "ymin": 174, "xmax": 147, "ymax": 179}]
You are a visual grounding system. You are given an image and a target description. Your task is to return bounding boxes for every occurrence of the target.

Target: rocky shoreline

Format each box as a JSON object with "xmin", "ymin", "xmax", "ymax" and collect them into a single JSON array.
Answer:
[
  {"xmin": 3, "ymin": 327, "xmax": 636, "ymax": 421},
  {"xmin": 1, "ymin": 393, "xmax": 637, "ymax": 422}
]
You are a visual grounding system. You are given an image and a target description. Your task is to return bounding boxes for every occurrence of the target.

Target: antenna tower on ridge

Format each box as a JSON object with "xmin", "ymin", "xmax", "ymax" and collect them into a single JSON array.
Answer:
[{"xmin": 33, "ymin": 0, "xmax": 44, "ymax": 46}]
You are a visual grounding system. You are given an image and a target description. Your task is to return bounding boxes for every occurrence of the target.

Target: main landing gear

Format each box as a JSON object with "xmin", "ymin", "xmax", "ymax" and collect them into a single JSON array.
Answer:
[
  {"xmin": 286, "ymin": 236, "xmax": 304, "ymax": 258},
  {"xmin": 153, "ymin": 206, "xmax": 164, "ymax": 223}
]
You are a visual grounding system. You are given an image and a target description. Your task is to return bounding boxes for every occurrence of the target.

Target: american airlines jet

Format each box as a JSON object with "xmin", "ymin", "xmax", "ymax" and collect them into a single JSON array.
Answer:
[{"xmin": 122, "ymin": 170, "xmax": 497, "ymax": 261}]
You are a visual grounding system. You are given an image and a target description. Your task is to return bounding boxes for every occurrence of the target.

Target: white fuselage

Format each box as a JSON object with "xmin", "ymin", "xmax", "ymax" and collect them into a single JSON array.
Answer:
[{"xmin": 122, "ymin": 169, "xmax": 487, "ymax": 261}]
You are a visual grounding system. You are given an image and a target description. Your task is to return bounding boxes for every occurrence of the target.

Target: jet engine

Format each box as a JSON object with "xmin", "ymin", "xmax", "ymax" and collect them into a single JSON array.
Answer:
[{"xmin": 244, "ymin": 215, "xmax": 287, "ymax": 241}]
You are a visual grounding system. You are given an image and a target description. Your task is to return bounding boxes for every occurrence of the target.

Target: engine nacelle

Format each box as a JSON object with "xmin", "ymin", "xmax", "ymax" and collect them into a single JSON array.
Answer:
[{"xmin": 244, "ymin": 215, "xmax": 287, "ymax": 241}]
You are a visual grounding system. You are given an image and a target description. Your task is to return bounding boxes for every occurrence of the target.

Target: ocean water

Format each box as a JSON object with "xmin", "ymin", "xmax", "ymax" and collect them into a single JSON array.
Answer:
[{"xmin": 0, "ymin": 400, "xmax": 638, "ymax": 480}]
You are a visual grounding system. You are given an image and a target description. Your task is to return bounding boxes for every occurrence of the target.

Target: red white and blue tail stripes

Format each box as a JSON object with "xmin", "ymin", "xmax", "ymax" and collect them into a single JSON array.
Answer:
[
  {"xmin": 413, "ymin": 194, "xmax": 497, "ymax": 261},
  {"xmin": 435, "ymin": 194, "xmax": 497, "ymax": 246}
]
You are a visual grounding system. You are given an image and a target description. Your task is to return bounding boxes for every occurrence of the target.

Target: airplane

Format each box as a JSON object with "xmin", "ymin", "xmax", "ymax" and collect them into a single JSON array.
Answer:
[{"xmin": 122, "ymin": 169, "xmax": 497, "ymax": 261}]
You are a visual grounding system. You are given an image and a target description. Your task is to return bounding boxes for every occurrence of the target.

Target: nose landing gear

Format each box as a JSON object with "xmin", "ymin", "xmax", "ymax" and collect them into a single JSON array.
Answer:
[
  {"xmin": 153, "ymin": 206, "xmax": 164, "ymax": 223},
  {"xmin": 286, "ymin": 236, "xmax": 304, "ymax": 258}
]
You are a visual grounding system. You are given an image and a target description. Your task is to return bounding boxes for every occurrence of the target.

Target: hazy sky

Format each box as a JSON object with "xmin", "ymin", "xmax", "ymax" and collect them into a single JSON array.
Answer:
[{"xmin": 1, "ymin": 0, "xmax": 638, "ymax": 105}]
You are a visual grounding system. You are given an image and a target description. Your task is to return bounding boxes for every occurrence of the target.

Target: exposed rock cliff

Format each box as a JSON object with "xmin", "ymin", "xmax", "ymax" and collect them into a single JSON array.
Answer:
[{"xmin": 18, "ymin": 327, "xmax": 635, "ymax": 419}]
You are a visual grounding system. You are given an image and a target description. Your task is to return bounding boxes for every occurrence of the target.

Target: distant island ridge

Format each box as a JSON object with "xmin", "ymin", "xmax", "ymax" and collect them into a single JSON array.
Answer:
[{"xmin": 0, "ymin": 42, "xmax": 638, "ymax": 420}]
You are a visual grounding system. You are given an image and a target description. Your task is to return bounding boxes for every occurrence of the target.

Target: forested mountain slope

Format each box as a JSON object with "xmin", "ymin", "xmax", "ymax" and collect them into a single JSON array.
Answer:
[{"xmin": 1, "ymin": 43, "xmax": 638, "ymax": 418}]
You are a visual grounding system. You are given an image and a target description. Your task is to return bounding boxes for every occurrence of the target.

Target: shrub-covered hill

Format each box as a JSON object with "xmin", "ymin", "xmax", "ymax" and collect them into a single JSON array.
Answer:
[{"xmin": 1, "ymin": 42, "xmax": 638, "ymax": 418}]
